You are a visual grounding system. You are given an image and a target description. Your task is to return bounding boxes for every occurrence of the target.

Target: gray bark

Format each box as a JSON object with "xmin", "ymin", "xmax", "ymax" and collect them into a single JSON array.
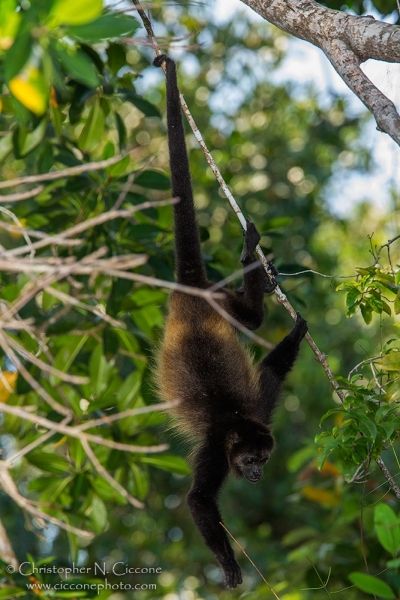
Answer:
[{"xmin": 241, "ymin": 0, "xmax": 400, "ymax": 145}]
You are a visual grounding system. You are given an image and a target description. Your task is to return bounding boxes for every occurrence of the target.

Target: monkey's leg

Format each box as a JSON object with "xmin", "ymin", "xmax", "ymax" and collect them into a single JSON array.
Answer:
[
  {"xmin": 186, "ymin": 443, "xmax": 242, "ymax": 588},
  {"xmin": 225, "ymin": 221, "xmax": 276, "ymax": 329},
  {"xmin": 258, "ymin": 313, "xmax": 308, "ymax": 419}
]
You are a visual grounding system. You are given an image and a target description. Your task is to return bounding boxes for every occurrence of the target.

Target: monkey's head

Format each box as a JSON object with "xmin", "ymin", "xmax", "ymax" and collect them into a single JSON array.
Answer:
[{"xmin": 226, "ymin": 421, "xmax": 274, "ymax": 483}]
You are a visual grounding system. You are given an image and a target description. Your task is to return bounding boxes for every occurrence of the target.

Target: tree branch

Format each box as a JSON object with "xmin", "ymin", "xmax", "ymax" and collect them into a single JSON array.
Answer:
[
  {"xmin": 0, "ymin": 150, "xmax": 138, "ymax": 190},
  {"xmin": 241, "ymin": 0, "xmax": 400, "ymax": 146},
  {"xmin": 0, "ymin": 402, "xmax": 170, "ymax": 454},
  {"xmin": 0, "ymin": 465, "xmax": 93, "ymax": 538},
  {"xmin": 80, "ymin": 438, "xmax": 144, "ymax": 509}
]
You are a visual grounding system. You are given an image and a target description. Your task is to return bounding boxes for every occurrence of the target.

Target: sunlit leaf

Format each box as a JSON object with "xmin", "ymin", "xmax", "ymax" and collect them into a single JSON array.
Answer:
[
  {"xmin": 301, "ymin": 485, "xmax": 340, "ymax": 507},
  {"xmin": 0, "ymin": 0, "xmax": 21, "ymax": 50},
  {"xmin": 0, "ymin": 371, "xmax": 17, "ymax": 402},
  {"xmin": 376, "ymin": 352, "xmax": 400, "ymax": 372},
  {"xmin": 48, "ymin": 0, "xmax": 103, "ymax": 28},
  {"xmin": 394, "ymin": 291, "xmax": 400, "ymax": 314},
  {"xmin": 9, "ymin": 67, "xmax": 48, "ymax": 116}
]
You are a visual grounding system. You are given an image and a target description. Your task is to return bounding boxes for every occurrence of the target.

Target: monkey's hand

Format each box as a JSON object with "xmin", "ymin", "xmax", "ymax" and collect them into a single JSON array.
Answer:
[
  {"xmin": 290, "ymin": 312, "xmax": 308, "ymax": 341},
  {"xmin": 221, "ymin": 557, "xmax": 243, "ymax": 588}
]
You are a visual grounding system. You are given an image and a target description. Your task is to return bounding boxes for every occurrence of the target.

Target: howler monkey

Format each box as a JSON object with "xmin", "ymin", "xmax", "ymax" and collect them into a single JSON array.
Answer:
[{"xmin": 154, "ymin": 54, "xmax": 308, "ymax": 589}]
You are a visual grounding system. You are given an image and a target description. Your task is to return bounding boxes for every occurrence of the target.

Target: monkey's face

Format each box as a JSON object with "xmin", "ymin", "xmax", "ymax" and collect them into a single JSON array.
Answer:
[
  {"xmin": 234, "ymin": 452, "xmax": 271, "ymax": 483},
  {"xmin": 226, "ymin": 422, "xmax": 274, "ymax": 482}
]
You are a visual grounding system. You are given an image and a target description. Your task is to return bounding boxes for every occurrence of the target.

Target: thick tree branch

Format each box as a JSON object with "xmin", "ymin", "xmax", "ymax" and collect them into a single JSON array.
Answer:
[
  {"xmin": 324, "ymin": 39, "xmax": 400, "ymax": 145},
  {"xmin": 241, "ymin": 0, "xmax": 400, "ymax": 146}
]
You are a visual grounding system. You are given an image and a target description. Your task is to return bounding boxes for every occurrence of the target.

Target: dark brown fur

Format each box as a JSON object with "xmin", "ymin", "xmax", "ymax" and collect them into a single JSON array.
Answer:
[{"xmin": 154, "ymin": 54, "xmax": 308, "ymax": 589}]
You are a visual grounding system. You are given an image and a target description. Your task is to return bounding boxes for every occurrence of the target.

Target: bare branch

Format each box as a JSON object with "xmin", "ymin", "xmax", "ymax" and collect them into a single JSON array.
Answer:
[
  {"xmin": 0, "ymin": 465, "xmax": 93, "ymax": 538},
  {"xmin": 0, "ymin": 402, "xmax": 170, "ymax": 454},
  {"xmin": 0, "ymin": 199, "xmax": 174, "ymax": 258},
  {"xmin": 372, "ymin": 234, "xmax": 400, "ymax": 266},
  {"xmin": 76, "ymin": 400, "xmax": 180, "ymax": 431},
  {"xmin": 43, "ymin": 286, "xmax": 127, "ymax": 329},
  {"xmin": 0, "ymin": 519, "xmax": 18, "ymax": 568},
  {"xmin": 5, "ymin": 333, "xmax": 89, "ymax": 385},
  {"xmin": 80, "ymin": 438, "xmax": 144, "ymax": 509},
  {"xmin": 4, "ymin": 416, "xmax": 72, "ymax": 467},
  {"xmin": 0, "ymin": 248, "xmax": 110, "ymax": 322},
  {"xmin": 376, "ymin": 458, "xmax": 400, "ymax": 500},
  {"xmin": 0, "ymin": 332, "xmax": 71, "ymax": 416},
  {"xmin": 0, "ymin": 185, "xmax": 44, "ymax": 203},
  {"xmin": 0, "ymin": 150, "xmax": 138, "ymax": 190}
]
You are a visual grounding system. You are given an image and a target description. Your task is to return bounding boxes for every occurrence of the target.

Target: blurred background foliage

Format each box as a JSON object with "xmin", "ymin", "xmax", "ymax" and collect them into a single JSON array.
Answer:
[{"xmin": 0, "ymin": 0, "xmax": 400, "ymax": 599}]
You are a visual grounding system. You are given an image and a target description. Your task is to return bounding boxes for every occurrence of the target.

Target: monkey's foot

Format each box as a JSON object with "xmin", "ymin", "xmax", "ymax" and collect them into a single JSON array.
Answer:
[
  {"xmin": 291, "ymin": 312, "xmax": 308, "ymax": 340},
  {"xmin": 264, "ymin": 261, "xmax": 278, "ymax": 293},
  {"xmin": 240, "ymin": 220, "xmax": 261, "ymax": 263}
]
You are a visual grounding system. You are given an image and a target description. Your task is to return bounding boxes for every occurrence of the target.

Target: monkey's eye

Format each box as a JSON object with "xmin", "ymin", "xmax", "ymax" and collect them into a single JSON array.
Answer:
[{"xmin": 245, "ymin": 457, "xmax": 255, "ymax": 465}]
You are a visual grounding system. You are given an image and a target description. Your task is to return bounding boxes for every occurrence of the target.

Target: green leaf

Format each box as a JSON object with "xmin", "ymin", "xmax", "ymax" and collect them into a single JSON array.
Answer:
[
  {"xmin": 119, "ymin": 90, "xmax": 161, "ymax": 117},
  {"xmin": 51, "ymin": 334, "xmax": 89, "ymax": 386},
  {"xmin": 262, "ymin": 217, "xmax": 292, "ymax": 231},
  {"xmin": 360, "ymin": 302, "xmax": 373, "ymax": 324},
  {"xmin": 0, "ymin": 587, "xmax": 26, "ymax": 599},
  {"xmin": 135, "ymin": 170, "xmax": 170, "ymax": 190},
  {"xmin": 69, "ymin": 14, "xmax": 139, "ymax": 41},
  {"xmin": 140, "ymin": 454, "xmax": 191, "ymax": 475},
  {"xmin": 90, "ymin": 476, "xmax": 126, "ymax": 504},
  {"xmin": 27, "ymin": 451, "xmax": 71, "ymax": 474},
  {"xmin": 129, "ymin": 463, "xmax": 150, "ymax": 499},
  {"xmin": 4, "ymin": 29, "xmax": 31, "ymax": 82},
  {"xmin": 106, "ymin": 154, "xmax": 130, "ymax": 178},
  {"xmin": 19, "ymin": 119, "xmax": 47, "ymax": 156},
  {"xmin": 78, "ymin": 99, "xmax": 105, "ymax": 151},
  {"xmin": 48, "ymin": 0, "xmax": 103, "ymax": 28},
  {"xmin": 359, "ymin": 420, "xmax": 377, "ymax": 441},
  {"xmin": 89, "ymin": 494, "xmax": 108, "ymax": 532},
  {"xmin": 0, "ymin": 0, "xmax": 21, "ymax": 49},
  {"xmin": 394, "ymin": 291, "xmax": 400, "ymax": 315},
  {"xmin": 376, "ymin": 352, "xmax": 400, "ymax": 372},
  {"xmin": 54, "ymin": 45, "xmax": 100, "ymax": 88},
  {"xmin": 0, "ymin": 134, "xmax": 13, "ymax": 161},
  {"xmin": 88, "ymin": 344, "xmax": 115, "ymax": 396},
  {"xmin": 374, "ymin": 503, "xmax": 400, "ymax": 554},
  {"xmin": 287, "ymin": 445, "xmax": 315, "ymax": 472},
  {"xmin": 348, "ymin": 573, "xmax": 395, "ymax": 599},
  {"xmin": 346, "ymin": 288, "xmax": 362, "ymax": 309}
]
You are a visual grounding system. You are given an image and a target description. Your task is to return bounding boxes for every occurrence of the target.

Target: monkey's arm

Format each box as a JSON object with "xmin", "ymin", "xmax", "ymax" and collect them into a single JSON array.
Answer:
[
  {"xmin": 258, "ymin": 313, "xmax": 308, "ymax": 419},
  {"xmin": 186, "ymin": 443, "xmax": 242, "ymax": 588}
]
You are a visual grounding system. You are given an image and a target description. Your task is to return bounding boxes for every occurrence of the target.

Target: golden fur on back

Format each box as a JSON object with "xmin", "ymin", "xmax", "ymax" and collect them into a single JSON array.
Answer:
[{"xmin": 155, "ymin": 291, "xmax": 260, "ymax": 439}]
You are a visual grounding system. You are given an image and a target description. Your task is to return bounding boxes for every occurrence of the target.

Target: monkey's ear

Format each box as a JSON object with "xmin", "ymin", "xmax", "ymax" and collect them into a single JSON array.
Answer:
[{"xmin": 227, "ymin": 431, "xmax": 241, "ymax": 445}]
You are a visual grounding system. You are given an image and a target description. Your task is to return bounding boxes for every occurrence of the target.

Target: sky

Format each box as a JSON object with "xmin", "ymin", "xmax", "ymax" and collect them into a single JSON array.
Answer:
[{"xmin": 213, "ymin": 0, "xmax": 400, "ymax": 216}]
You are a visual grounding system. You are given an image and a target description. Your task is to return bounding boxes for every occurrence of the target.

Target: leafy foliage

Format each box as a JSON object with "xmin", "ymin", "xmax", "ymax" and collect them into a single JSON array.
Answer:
[{"xmin": 0, "ymin": 1, "xmax": 399, "ymax": 599}]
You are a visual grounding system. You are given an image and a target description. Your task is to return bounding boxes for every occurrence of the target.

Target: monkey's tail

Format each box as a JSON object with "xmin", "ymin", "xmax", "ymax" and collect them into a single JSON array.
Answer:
[{"xmin": 154, "ymin": 55, "xmax": 207, "ymax": 288}]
